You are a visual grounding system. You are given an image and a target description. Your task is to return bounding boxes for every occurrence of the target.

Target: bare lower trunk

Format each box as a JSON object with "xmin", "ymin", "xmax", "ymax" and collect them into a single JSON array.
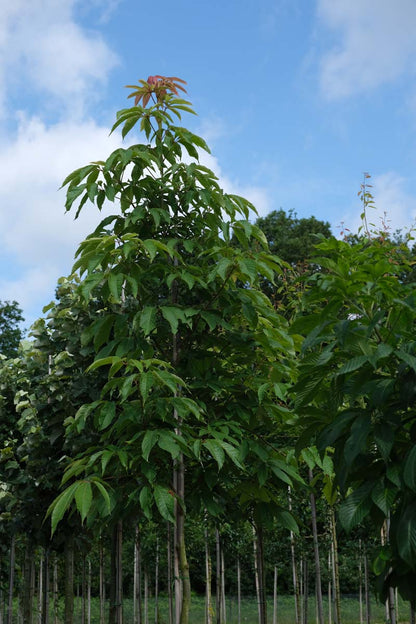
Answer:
[
  {"xmin": 144, "ymin": 569, "xmax": 149, "ymax": 624},
  {"xmin": 174, "ymin": 455, "xmax": 190, "ymax": 624},
  {"xmin": 255, "ymin": 524, "xmax": 267, "ymax": 624},
  {"xmin": 302, "ymin": 558, "xmax": 308, "ymax": 624},
  {"xmin": 221, "ymin": 549, "xmax": 226, "ymax": 624},
  {"xmin": 7, "ymin": 535, "xmax": 16, "ymax": 624},
  {"xmin": 327, "ymin": 552, "xmax": 332, "ymax": 624},
  {"xmin": 133, "ymin": 528, "xmax": 142, "ymax": 624},
  {"xmin": 23, "ymin": 540, "xmax": 34, "ymax": 624},
  {"xmin": 216, "ymin": 529, "xmax": 222, "ymax": 624},
  {"xmin": 309, "ymin": 470, "xmax": 324, "ymax": 624},
  {"xmin": 81, "ymin": 555, "xmax": 86, "ymax": 624},
  {"xmin": 154, "ymin": 538, "xmax": 159, "ymax": 624},
  {"xmin": 288, "ymin": 489, "xmax": 300, "ymax": 624},
  {"xmin": 237, "ymin": 558, "xmax": 241, "ymax": 624},
  {"xmin": 64, "ymin": 537, "xmax": 74, "ymax": 624},
  {"xmin": 100, "ymin": 541, "xmax": 106, "ymax": 624},
  {"xmin": 205, "ymin": 526, "xmax": 213, "ymax": 624},
  {"xmin": 87, "ymin": 559, "xmax": 91, "ymax": 624},
  {"xmin": 273, "ymin": 566, "xmax": 277, "ymax": 624},
  {"xmin": 109, "ymin": 521, "xmax": 123, "ymax": 624},
  {"xmin": 167, "ymin": 524, "xmax": 173, "ymax": 624},
  {"xmin": 358, "ymin": 540, "xmax": 363, "ymax": 624},
  {"xmin": 363, "ymin": 548, "xmax": 370, "ymax": 624},
  {"xmin": 53, "ymin": 556, "xmax": 58, "ymax": 624},
  {"xmin": 38, "ymin": 553, "xmax": 43, "ymax": 624},
  {"xmin": 329, "ymin": 508, "xmax": 341, "ymax": 624}
]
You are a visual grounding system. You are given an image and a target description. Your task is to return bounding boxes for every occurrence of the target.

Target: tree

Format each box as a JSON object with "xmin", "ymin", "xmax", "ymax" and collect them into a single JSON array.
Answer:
[
  {"xmin": 292, "ymin": 233, "xmax": 416, "ymax": 603},
  {"xmin": 49, "ymin": 75, "xmax": 299, "ymax": 624},
  {"xmin": 0, "ymin": 300, "xmax": 24, "ymax": 358},
  {"xmin": 255, "ymin": 209, "xmax": 331, "ymax": 267}
]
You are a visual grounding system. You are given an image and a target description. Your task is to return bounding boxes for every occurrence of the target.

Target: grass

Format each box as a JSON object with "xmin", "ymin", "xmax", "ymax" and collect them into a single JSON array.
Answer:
[{"xmin": 10, "ymin": 593, "xmax": 413, "ymax": 623}]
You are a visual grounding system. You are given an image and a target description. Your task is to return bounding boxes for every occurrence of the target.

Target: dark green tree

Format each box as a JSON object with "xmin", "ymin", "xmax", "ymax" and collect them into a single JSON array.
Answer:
[
  {"xmin": 0, "ymin": 300, "xmax": 24, "ymax": 358},
  {"xmin": 255, "ymin": 209, "xmax": 331, "ymax": 266}
]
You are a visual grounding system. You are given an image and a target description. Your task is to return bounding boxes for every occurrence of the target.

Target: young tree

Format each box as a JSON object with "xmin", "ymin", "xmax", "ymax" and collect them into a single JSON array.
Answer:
[{"xmin": 49, "ymin": 76, "xmax": 299, "ymax": 624}]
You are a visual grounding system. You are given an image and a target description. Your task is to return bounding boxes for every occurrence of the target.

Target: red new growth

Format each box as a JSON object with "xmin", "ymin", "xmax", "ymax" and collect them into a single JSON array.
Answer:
[{"xmin": 126, "ymin": 75, "xmax": 187, "ymax": 108}]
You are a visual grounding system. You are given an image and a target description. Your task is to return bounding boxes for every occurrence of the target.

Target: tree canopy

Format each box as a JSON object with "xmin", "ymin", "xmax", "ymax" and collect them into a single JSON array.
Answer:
[{"xmin": 0, "ymin": 300, "xmax": 24, "ymax": 358}]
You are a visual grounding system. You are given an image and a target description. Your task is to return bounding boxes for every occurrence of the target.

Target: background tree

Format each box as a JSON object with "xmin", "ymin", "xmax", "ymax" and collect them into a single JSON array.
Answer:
[{"xmin": 0, "ymin": 300, "xmax": 24, "ymax": 358}]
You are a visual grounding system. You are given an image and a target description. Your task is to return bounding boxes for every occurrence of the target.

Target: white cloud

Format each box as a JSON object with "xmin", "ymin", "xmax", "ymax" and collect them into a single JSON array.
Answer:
[
  {"xmin": 317, "ymin": 0, "xmax": 416, "ymax": 99},
  {"xmin": 0, "ymin": 0, "xmax": 118, "ymax": 117},
  {"xmin": 342, "ymin": 172, "xmax": 416, "ymax": 237},
  {"xmin": 0, "ymin": 115, "xmax": 123, "ymax": 325}
]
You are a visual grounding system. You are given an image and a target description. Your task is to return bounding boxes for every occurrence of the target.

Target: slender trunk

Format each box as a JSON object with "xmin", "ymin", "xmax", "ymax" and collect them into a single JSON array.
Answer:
[
  {"xmin": 100, "ymin": 541, "xmax": 106, "ymax": 624},
  {"xmin": 38, "ymin": 553, "xmax": 43, "ymax": 624},
  {"xmin": 329, "ymin": 508, "xmax": 341, "ymax": 624},
  {"xmin": 0, "ymin": 555, "xmax": 3, "ymax": 624},
  {"xmin": 53, "ymin": 556, "xmax": 58, "ymax": 624},
  {"xmin": 109, "ymin": 521, "xmax": 123, "ymax": 624},
  {"xmin": 144, "ymin": 569, "xmax": 149, "ymax": 624},
  {"xmin": 7, "ymin": 535, "xmax": 16, "ymax": 624},
  {"xmin": 221, "ymin": 549, "xmax": 226, "ymax": 624},
  {"xmin": 134, "ymin": 528, "xmax": 142, "ymax": 624},
  {"xmin": 167, "ymin": 523, "xmax": 173, "ymax": 624},
  {"xmin": 327, "ymin": 552, "xmax": 332, "ymax": 624},
  {"xmin": 363, "ymin": 547, "xmax": 370, "ymax": 624},
  {"xmin": 43, "ymin": 549, "xmax": 50, "ymax": 624},
  {"xmin": 358, "ymin": 541, "xmax": 363, "ymax": 624},
  {"xmin": 154, "ymin": 538, "xmax": 159, "ymax": 624},
  {"xmin": 81, "ymin": 555, "xmax": 86, "ymax": 624},
  {"xmin": 64, "ymin": 537, "xmax": 74, "ymax": 624},
  {"xmin": 273, "ymin": 566, "xmax": 277, "ymax": 624},
  {"xmin": 395, "ymin": 588, "xmax": 398, "ymax": 624},
  {"xmin": 174, "ymin": 455, "xmax": 190, "ymax": 624},
  {"xmin": 237, "ymin": 558, "xmax": 241, "ymax": 624},
  {"xmin": 302, "ymin": 558, "xmax": 308, "ymax": 624},
  {"xmin": 288, "ymin": 489, "xmax": 301, "ymax": 624},
  {"xmin": 215, "ymin": 529, "xmax": 222, "ymax": 624},
  {"xmin": 23, "ymin": 540, "xmax": 33, "ymax": 624},
  {"xmin": 255, "ymin": 524, "xmax": 267, "ymax": 624},
  {"xmin": 253, "ymin": 526, "xmax": 260, "ymax": 624},
  {"xmin": 205, "ymin": 526, "xmax": 212, "ymax": 624},
  {"xmin": 87, "ymin": 559, "xmax": 92, "ymax": 624},
  {"xmin": 309, "ymin": 470, "xmax": 324, "ymax": 624}
]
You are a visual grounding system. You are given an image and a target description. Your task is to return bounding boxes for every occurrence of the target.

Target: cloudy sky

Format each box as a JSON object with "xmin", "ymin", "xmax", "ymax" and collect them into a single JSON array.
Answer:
[{"xmin": 1, "ymin": 0, "xmax": 416, "ymax": 329}]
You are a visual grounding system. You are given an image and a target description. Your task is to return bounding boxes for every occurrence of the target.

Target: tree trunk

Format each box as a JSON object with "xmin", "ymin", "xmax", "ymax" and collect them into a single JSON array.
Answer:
[
  {"xmin": 22, "ymin": 540, "xmax": 34, "ymax": 624},
  {"xmin": 53, "ymin": 556, "xmax": 58, "ymax": 624},
  {"xmin": 329, "ymin": 508, "xmax": 341, "ymax": 624},
  {"xmin": 221, "ymin": 549, "xmax": 226, "ymax": 624},
  {"xmin": 81, "ymin": 555, "xmax": 86, "ymax": 624},
  {"xmin": 302, "ymin": 558, "xmax": 308, "ymax": 624},
  {"xmin": 253, "ymin": 526, "xmax": 260, "ymax": 624},
  {"xmin": 109, "ymin": 521, "xmax": 123, "ymax": 624},
  {"xmin": 205, "ymin": 526, "xmax": 212, "ymax": 624},
  {"xmin": 255, "ymin": 524, "xmax": 267, "ymax": 624},
  {"xmin": 358, "ymin": 541, "xmax": 363, "ymax": 624},
  {"xmin": 215, "ymin": 529, "xmax": 222, "ymax": 624},
  {"xmin": 133, "ymin": 528, "xmax": 142, "ymax": 624},
  {"xmin": 363, "ymin": 547, "xmax": 370, "ymax": 624},
  {"xmin": 309, "ymin": 470, "xmax": 324, "ymax": 624},
  {"xmin": 273, "ymin": 566, "xmax": 277, "ymax": 624},
  {"xmin": 288, "ymin": 489, "xmax": 301, "ymax": 624},
  {"xmin": 237, "ymin": 558, "xmax": 241, "ymax": 624},
  {"xmin": 174, "ymin": 454, "xmax": 190, "ymax": 624},
  {"xmin": 87, "ymin": 559, "xmax": 92, "ymax": 624},
  {"xmin": 100, "ymin": 541, "xmax": 106, "ymax": 624},
  {"xmin": 38, "ymin": 553, "xmax": 43, "ymax": 624},
  {"xmin": 154, "ymin": 537, "xmax": 159, "ymax": 624},
  {"xmin": 327, "ymin": 552, "xmax": 332, "ymax": 624},
  {"xmin": 167, "ymin": 523, "xmax": 173, "ymax": 624},
  {"xmin": 7, "ymin": 535, "xmax": 16, "ymax": 624},
  {"xmin": 64, "ymin": 537, "xmax": 74, "ymax": 624},
  {"xmin": 144, "ymin": 569, "xmax": 149, "ymax": 624},
  {"xmin": 410, "ymin": 601, "xmax": 415, "ymax": 624}
]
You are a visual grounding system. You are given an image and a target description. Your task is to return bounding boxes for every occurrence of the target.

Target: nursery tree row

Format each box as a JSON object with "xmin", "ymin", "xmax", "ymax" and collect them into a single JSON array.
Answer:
[{"xmin": 1, "ymin": 76, "xmax": 416, "ymax": 624}]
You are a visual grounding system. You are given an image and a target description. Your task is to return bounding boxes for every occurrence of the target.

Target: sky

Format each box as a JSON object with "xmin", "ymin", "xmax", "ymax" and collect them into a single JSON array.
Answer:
[{"xmin": 1, "ymin": 0, "xmax": 416, "ymax": 330}]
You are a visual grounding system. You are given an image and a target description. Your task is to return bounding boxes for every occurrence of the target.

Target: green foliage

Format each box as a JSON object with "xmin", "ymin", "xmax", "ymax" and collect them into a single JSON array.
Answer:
[
  {"xmin": 0, "ymin": 300, "xmax": 24, "ymax": 358},
  {"xmin": 292, "ymin": 234, "xmax": 416, "ymax": 597}
]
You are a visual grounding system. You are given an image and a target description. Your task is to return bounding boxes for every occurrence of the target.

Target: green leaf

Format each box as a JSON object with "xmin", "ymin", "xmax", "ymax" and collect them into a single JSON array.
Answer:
[
  {"xmin": 161, "ymin": 306, "xmax": 187, "ymax": 334},
  {"xmin": 338, "ymin": 483, "xmax": 373, "ymax": 532},
  {"xmin": 396, "ymin": 503, "xmax": 416, "ymax": 568},
  {"xmin": 48, "ymin": 482, "xmax": 79, "ymax": 534},
  {"xmin": 139, "ymin": 486, "xmax": 153, "ymax": 520},
  {"xmin": 275, "ymin": 510, "xmax": 299, "ymax": 535},
  {"xmin": 154, "ymin": 485, "xmax": 175, "ymax": 522},
  {"xmin": 142, "ymin": 430, "xmax": 159, "ymax": 462},
  {"xmin": 396, "ymin": 349, "xmax": 416, "ymax": 373},
  {"xmin": 371, "ymin": 481, "xmax": 396, "ymax": 515},
  {"xmin": 220, "ymin": 441, "xmax": 244, "ymax": 470},
  {"xmin": 337, "ymin": 355, "xmax": 368, "ymax": 375},
  {"xmin": 404, "ymin": 447, "xmax": 416, "ymax": 492},
  {"xmin": 158, "ymin": 431, "xmax": 181, "ymax": 459},
  {"xmin": 204, "ymin": 439, "xmax": 225, "ymax": 469},
  {"xmin": 93, "ymin": 481, "xmax": 112, "ymax": 515},
  {"xmin": 139, "ymin": 306, "xmax": 157, "ymax": 336},
  {"xmin": 74, "ymin": 481, "xmax": 93, "ymax": 523}
]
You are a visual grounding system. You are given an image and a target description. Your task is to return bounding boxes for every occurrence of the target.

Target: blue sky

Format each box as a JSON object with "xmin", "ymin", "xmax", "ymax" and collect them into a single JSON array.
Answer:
[{"xmin": 1, "ymin": 0, "xmax": 416, "ymax": 329}]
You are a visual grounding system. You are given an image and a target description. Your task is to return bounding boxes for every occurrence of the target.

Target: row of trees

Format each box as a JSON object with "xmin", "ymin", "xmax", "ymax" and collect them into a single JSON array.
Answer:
[{"xmin": 1, "ymin": 76, "xmax": 416, "ymax": 624}]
